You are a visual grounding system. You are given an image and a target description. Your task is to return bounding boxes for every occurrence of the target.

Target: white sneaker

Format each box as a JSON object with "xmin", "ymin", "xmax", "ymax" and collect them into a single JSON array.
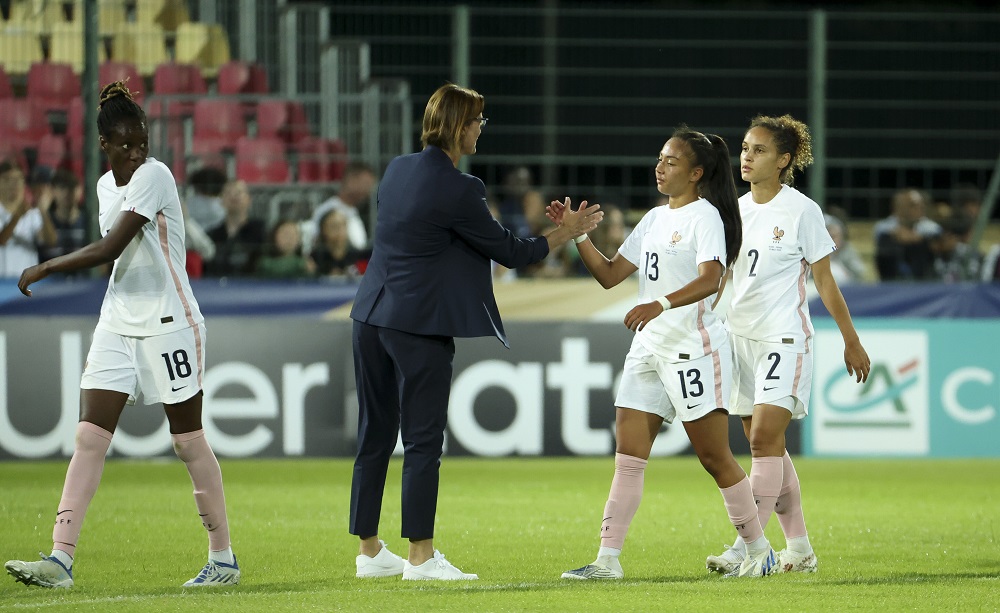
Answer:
[
  {"xmin": 5, "ymin": 554, "xmax": 74, "ymax": 589},
  {"xmin": 706, "ymin": 545, "xmax": 744, "ymax": 574},
  {"xmin": 725, "ymin": 547, "xmax": 777, "ymax": 578},
  {"xmin": 778, "ymin": 548, "xmax": 818, "ymax": 573},
  {"xmin": 182, "ymin": 556, "xmax": 240, "ymax": 587},
  {"xmin": 560, "ymin": 555, "xmax": 624, "ymax": 580},
  {"xmin": 402, "ymin": 550, "xmax": 478, "ymax": 580},
  {"xmin": 356, "ymin": 541, "xmax": 405, "ymax": 578}
]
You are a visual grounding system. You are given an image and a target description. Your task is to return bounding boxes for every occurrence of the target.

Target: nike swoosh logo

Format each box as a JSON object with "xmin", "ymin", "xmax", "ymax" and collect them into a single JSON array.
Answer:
[
  {"xmin": 686, "ymin": 404, "xmax": 699, "ymax": 410},
  {"xmin": 171, "ymin": 386, "xmax": 187, "ymax": 392},
  {"xmin": 56, "ymin": 510, "xmax": 72, "ymax": 515},
  {"xmin": 602, "ymin": 517, "xmax": 612, "ymax": 522},
  {"xmin": 763, "ymin": 386, "xmax": 777, "ymax": 391}
]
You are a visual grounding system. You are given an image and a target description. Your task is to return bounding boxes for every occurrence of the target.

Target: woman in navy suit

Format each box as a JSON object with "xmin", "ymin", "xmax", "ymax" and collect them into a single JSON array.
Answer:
[{"xmin": 349, "ymin": 83, "xmax": 603, "ymax": 580}]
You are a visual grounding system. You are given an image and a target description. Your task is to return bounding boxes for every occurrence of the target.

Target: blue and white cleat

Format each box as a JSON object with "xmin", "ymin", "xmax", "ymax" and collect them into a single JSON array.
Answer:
[
  {"xmin": 5, "ymin": 554, "xmax": 74, "ymax": 588},
  {"xmin": 725, "ymin": 547, "xmax": 777, "ymax": 578},
  {"xmin": 560, "ymin": 555, "xmax": 624, "ymax": 580},
  {"xmin": 183, "ymin": 556, "xmax": 240, "ymax": 587}
]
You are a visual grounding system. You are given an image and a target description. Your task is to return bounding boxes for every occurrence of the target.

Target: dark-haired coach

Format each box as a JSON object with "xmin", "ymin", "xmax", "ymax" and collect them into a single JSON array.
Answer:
[{"xmin": 349, "ymin": 83, "xmax": 602, "ymax": 581}]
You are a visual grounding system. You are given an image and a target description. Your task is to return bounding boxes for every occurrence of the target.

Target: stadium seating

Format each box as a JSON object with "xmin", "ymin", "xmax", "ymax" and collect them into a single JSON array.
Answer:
[
  {"xmin": 0, "ymin": 28, "xmax": 45, "ymax": 74},
  {"xmin": 26, "ymin": 62, "xmax": 81, "ymax": 116},
  {"xmin": 0, "ymin": 67, "xmax": 12, "ymax": 99},
  {"xmin": 256, "ymin": 100, "xmax": 306, "ymax": 145},
  {"xmin": 297, "ymin": 137, "xmax": 347, "ymax": 183},
  {"xmin": 235, "ymin": 136, "xmax": 290, "ymax": 184},
  {"xmin": 36, "ymin": 133, "xmax": 67, "ymax": 171},
  {"xmin": 217, "ymin": 61, "xmax": 269, "ymax": 96},
  {"xmin": 135, "ymin": 0, "xmax": 189, "ymax": 31},
  {"xmin": 175, "ymin": 22, "xmax": 230, "ymax": 77},
  {"xmin": 111, "ymin": 23, "xmax": 169, "ymax": 76},
  {"xmin": 98, "ymin": 61, "xmax": 144, "ymax": 101},
  {"xmin": 147, "ymin": 62, "xmax": 205, "ymax": 121},
  {"xmin": 6, "ymin": 0, "xmax": 66, "ymax": 33},
  {"xmin": 0, "ymin": 98, "xmax": 50, "ymax": 155},
  {"xmin": 191, "ymin": 98, "xmax": 246, "ymax": 155}
]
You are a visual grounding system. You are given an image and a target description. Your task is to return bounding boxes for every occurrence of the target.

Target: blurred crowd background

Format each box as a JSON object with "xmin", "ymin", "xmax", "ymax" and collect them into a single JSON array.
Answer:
[{"xmin": 1, "ymin": 0, "xmax": 998, "ymax": 285}]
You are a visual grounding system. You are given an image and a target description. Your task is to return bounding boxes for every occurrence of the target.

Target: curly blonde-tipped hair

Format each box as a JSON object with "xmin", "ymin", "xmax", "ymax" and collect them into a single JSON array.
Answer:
[
  {"xmin": 748, "ymin": 114, "xmax": 813, "ymax": 186},
  {"xmin": 97, "ymin": 80, "xmax": 146, "ymax": 138}
]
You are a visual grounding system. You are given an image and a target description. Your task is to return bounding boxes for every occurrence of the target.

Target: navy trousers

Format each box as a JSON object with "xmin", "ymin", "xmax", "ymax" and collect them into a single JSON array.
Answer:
[{"xmin": 349, "ymin": 320, "xmax": 455, "ymax": 540}]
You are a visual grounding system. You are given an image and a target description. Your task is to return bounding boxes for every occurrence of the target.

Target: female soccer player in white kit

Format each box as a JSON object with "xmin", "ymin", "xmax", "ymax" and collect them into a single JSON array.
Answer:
[
  {"xmin": 5, "ymin": 81, "xmax": 239, "ymax": 589},
  {"xmin": 705, "ymin": 115, "xmax": 870, "ymax": 575},
  {"xmin": 552, "ymin": 126, "xmax": 779, "ymax": 580}
]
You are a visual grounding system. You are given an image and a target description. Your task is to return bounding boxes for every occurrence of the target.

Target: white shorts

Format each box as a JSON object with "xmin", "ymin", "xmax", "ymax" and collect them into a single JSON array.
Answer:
[
  {"xmin": 615, "ymin": 337, "xmax": 732, "ymax": 424},
  {"xmin": 730, "ymin": 334, "xmax": 811, "ymax": 419},
  {"xmin": 81, "ymin": 323, "xmax": 206, "ymax": 405}
]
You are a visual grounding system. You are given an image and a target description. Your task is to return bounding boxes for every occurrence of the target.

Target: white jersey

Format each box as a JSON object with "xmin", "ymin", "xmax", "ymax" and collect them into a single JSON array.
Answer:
[
  {"xmin": 96, "ymin": 158, "xmax": 203, "ymax": 337},
  {"xmin": 727, "ymin": 185, "xmax": 835, "ymax": 350},
  {"xmin": 618, "ymin": 198, "xmax": 728, "ymax": 362}
]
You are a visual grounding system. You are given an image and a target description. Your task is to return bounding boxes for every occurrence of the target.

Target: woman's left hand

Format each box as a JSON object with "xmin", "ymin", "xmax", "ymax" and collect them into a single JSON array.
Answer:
[{"xmin": 624, "ymin": 301, "xmax": 664, "ymax": 332}]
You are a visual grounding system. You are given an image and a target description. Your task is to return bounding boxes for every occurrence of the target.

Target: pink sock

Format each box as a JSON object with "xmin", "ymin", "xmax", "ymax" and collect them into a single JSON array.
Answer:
[
  {"xmin": 52, "ymin": 422, "xmax": 114, "ymax": 557},
  {"xmin": 172, "ymin": 430, "xmax": 230, "ymax": 551},
  {"xmin": 599, "ymin": 453, "xmax": 647, "ymax": 550},
  {"xmin": 719, "ymin": 476, "xmax": 764, "ymax": 544},
  {"xmin": 775, "ymin": 451, "xmax": 808, "ymax": 539},
  {"xmin": 750, "ymin": 456, "xmax": 783, "ymax": 530}
]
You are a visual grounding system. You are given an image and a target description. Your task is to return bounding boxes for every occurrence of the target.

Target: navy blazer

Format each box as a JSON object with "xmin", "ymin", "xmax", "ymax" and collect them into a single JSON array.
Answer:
[{"xmin": 350, "ymin": 146, "xmax": 549, "ymax": 347}]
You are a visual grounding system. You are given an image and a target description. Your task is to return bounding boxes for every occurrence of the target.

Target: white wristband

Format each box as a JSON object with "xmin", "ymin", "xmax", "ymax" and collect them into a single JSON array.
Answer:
[
  {"xmin": 655, "ymin": 296, "xmax": 671, "ymax": 311},
  {"xmin": 573, "ymin": 234, "xmax": 589, "ymax": 244}
]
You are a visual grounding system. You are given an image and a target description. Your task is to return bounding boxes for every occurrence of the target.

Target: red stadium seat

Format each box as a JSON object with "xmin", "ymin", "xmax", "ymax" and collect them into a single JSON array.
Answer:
[
  {"xmin": 217, "ymin": 60, "xmax": 268, "ymax": 96},
  {"xmin": 147, "ymin": 62, "xmax": 206, "ymax": 121},
  {"xmin": 256, "ymin": 99, "xmax": 311, "ymax": 146},
  {"xmin": 191, "ymin": 98, "xmax": 246, "ymax": 155},
  {"xmin": 0, "ymin": 98, "xmax": 51, "ymax": 154},
  {"xmin": 0, "ymin": 67, "xmax": 12, "ymax": 99},
  {"xmin": 66, "ymin": 96, "xmax": 83, "ymax": 138},
  {"xmin": 296, "ymin": 136, "xmax": 347, "ymax": 183},
  {"xmin": 98, "ymin": 61, "xmax": 145, "ymax": 103},
  {"xmin": 235, "ymin": 136, "xmax": 289, "ymax": 184},
  {"xmin": 26, "ymin": 62, "xmax": 81, "ymax": 116},
  {"xmin": 36, "ymin": 134, "xmax": 67, "ymax": 170}
]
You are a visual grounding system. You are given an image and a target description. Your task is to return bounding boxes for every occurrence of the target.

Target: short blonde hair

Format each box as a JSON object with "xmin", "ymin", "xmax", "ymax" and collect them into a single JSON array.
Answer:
[{"xmin": 420, "ymin": 83, "xmax": 484, "ymax": 153}]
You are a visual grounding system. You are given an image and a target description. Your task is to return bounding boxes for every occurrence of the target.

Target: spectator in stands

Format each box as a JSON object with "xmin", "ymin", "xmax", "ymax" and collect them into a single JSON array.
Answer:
[
  {"xmin": 310, "ymin": 162, "xmax": 376, "ymax": 250},
  {"xmin": 181, "ymin": 199, "xmax": 215, "ymax": 280},
  {"xmin": 824, "ymin": 213, "xmax": 867, "ymax": 284},
  {"xmin": 204, "ymin": 179, "xmax": 266, "ymax": 277},
  {"xmin": 349, "ymin": 83, "xmax": 601, "ymax": 581},
  {"xmin": 982, "ymin": 243, "xmax": 1000, "ymax": 282},
  {"xmin": 933, "ymin": 213, "xmax": 981, "ymax": 282},
  {"xmin": 951, "ymin": 183, "xmax": 983, "ymax": 225},
  {"xmin": 0, "ymin": 160, "xmax": 58, "ymax": 277},
  {"xmin": 874, "ymin": 188, "xmax": 941, "ymax": 281},
  {"xmin": 497, "ymin": 165, "xmax": 545, "ymax": 237},
  {"xmin": 256, "ymin": 219, "xmax": 315, "ymax": 278},
  {"xmin": 38, "ymin": 169, "xmax": 88, "ymax": 272},
  {"xmin": 185, "ymin": 166, "xmax": 227, "ymax": 231},
  {"xmin": 311, "ymin": 209, "xmax": 368, "ymax": 277}
]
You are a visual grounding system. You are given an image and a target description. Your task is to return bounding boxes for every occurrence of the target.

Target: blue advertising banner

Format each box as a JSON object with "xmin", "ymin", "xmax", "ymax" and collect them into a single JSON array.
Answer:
[{"xmin": 808, "ymin": 319, "xmax": 999, "ymax": 458}]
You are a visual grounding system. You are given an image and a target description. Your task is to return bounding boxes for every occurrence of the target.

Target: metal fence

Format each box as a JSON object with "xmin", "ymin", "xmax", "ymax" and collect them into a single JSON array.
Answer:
[{"xmin": 320, "ymin": 3, "xmax": 999, "ymax": 220}]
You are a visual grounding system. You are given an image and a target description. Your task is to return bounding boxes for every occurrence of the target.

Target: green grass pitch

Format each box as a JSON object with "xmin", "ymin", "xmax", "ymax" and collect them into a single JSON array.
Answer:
[{"xmin": 0, "ymin": 457, "xmax": 997, "ymax": 612}]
